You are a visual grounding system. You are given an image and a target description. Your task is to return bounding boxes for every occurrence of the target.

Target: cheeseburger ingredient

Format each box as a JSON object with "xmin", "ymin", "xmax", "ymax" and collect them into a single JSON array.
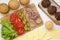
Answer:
[
  {"xmin": 10, "ymin": 13, "xmax": 25, "ymax": 35},
  {"xmin": 19, "ymin": 0, "xmax": 30, "ymax": 5},
  {"xmin": 47, "ymin": 6, "xmax": 57, "ymax": 15},
  {"xmin": 0, "ymin": 3, "xmax": 9, "ymax": 14},
  {"xmin": 45, "ymin": 21, "xmax": 53, "ymax": 30},
  {"xmin": 1, "ymin": 20, "xmax": 18, "ymax": 40},
  {"xmin": 24, "ymin": 8, "xmax": 37, "ymax": 29},
  {"xmin": 41, "ymin": 0, "xmax": 51, "ymax": 8},
  {"xmin": 55, "ymin": 12, "xmax": 60, "ymax": 20},
  {"xmin": 24, "ymin": 4, "xmax": 42, "ymax": 30},
  {"xmin": 18, "ymin": 9, "xmax": 30, "ymax": 31},
  {"xmin": 8, "ymin": 0, "xmax": 20, "ymax": 10},
  {"xmin": 35, "ymin": 18, "xmax": 41, "ymax": 24}
]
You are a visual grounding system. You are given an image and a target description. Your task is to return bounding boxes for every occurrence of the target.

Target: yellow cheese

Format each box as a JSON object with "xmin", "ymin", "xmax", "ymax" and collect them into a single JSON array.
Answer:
[
  {"xmin": 13, "ymin": 28, "xmax": 47, "ymax": 40},
  {"xmin": 50, "ymin": 30, "xmax": 60, "ymax": 38},
  {"xmin": 13, "ymin": 28, "xmax": 60, "ymax": 40},
  {"xmin": 24, "ymin": 32, "xmax": 34, "ymax": 40},
  {"xmin": 33, "ymin": 30, "xmax": 39, "ymax": 40},
  {"xmin": 42, "ymin": 31, "xmax": 51, "ymax": 40},
  {"xmin": 13, "ymin": 31, "xmax": 34, "ymax": 40},
  {"xmin": 37, "ymin": 28, "xmax": 47, "ymax": 39},
  {"xmin": 42, "ymin": 30, "xmax": 60, "ymax": 40},
  {"xmin": 33, "ymin": 28, "xmax": 47, "ymax": 40}
]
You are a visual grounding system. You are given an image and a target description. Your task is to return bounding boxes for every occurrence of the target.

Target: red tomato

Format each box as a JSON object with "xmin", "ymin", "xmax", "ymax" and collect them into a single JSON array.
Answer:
[
  {"xmin": 17, "ymin": 22, "xmax": 24, "ymax": 28},
  {"xmin": 17, "ymin": 28, "xmax": 25, "ymax": 35},
  {"xmin": 14, "ymin": 18, "xmax": 22, "ymax": 24},
  {"xmin": 10, "ymin": 12, "xmax": 25, "ymax": 35},
  {"xmin": 13, "ymin": 23, "xmax": 24, "ymax": 30},
  {"xmin": 10, "ymin": 13, "xmax": 22, "ymax": 23},
  {"xmin": 10, "ymin": 13, "xmax": 17, "ymax": 22}
]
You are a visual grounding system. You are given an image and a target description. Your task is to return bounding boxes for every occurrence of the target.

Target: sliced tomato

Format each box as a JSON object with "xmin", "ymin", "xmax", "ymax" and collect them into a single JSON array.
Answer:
[
  {"xmin": 14, "ymin": 18, "xmax": 22, "ymax": 24},
  {"xmin": 10, "ymin": 13, "xmax": 22, "ymax": 23},
  {"xmin": 10, "ymin": 12, "xmax": 25, "ymax": 35},
  {"xmin": 10, "ymin": 13, "xmax": 17, "ymax": 22},
  {"xmin": 13, "ymin": 23, "xmax": 24, "ymax": 30},
  {"xmin": 17, "ymin": 28, "xmax": 25, "ymax": 35},
  {"xmin": 13, "ymin": 24, "xmax": 19, "ymax": 31}
]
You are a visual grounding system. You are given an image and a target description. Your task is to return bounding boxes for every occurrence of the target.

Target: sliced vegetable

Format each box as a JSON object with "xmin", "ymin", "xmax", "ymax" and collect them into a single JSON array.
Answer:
[
  {"xmin": 10, "ymin": 12, "xmax": 22, "ymax": 24},
  {"xmin": 1, "ymin": 20, "xmax": 14, "ymax": 32},
  {"xmin": 17, "ymin": 28, "xmax": 25, "ymax": 35},
  {"xmin": 1, "ymin": 20, "xmax": 18, "ymax": 40},
  {"xmin": 17, "ymin": 9, "xmax": 30, "ymax": 31},
  {"xmin": 24, "ymin": 25, "xmax": 30, "ymax": 31},
  {"xmin": 10, "ymin": 13, "xmax": 25, "ymax": 35}
]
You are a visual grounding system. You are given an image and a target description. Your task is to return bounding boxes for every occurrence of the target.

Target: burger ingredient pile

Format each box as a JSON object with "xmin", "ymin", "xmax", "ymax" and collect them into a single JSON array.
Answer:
[
  {"xmin": 17, "ymin": 9, "xmax": 30, "ymax": 31},
  {"xmin": 1, "ymin": 4, "xmax": 43, "ymax": 40},
  {"xmin": 1, "ymin": 20, "xmax": 18, "ymax": 40},
  {"xmin": 1, "ymin": 8, "xmax": 30, "ymax": 40},
  {"xmin": 1, "ymin": 11, "xmax": 29, "ymax": 40},
  {"xmin": 10, "ymin": 13, "xmax": 25, "ymax": 35}
]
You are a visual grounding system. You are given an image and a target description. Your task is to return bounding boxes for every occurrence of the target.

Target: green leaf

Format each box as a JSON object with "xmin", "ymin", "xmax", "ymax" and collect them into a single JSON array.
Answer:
[
  {"xmin": 1, "ymin": 20, "xmax": 18, "ymax": 40},
  {"xmin": 1, "ymin": 20, "xmax": 14, "ymax": 32}
]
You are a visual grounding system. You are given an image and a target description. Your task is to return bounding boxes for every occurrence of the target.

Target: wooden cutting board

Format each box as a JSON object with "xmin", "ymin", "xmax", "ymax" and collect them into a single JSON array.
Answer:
[{"xmin": 38, "ymin": 0, "xmax": 60, "ymax": 25}]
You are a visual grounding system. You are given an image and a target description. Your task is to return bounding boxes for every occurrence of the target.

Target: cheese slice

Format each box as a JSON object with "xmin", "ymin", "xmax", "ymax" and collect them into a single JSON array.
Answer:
[
  {"xmin": 13, "ymin": 31, "xmax": 34, "ymax": 40},
  {"xmin": 13, "ymin": 28, "xmax": 60, "ymax": 40},
  {"xmin": 33, "ymin": 28, "xmax": 47, "ymax": 40},
  {"xmin": 50, "ymin": 30, "xmax": 60, "ymax": 38},
  {"xmin": 13, "ymin": 28, "xmax": 46, "ymax": 40},
  {"xmin": 42, "ymin": 30, "xmax": 60, "ymax": 40}
]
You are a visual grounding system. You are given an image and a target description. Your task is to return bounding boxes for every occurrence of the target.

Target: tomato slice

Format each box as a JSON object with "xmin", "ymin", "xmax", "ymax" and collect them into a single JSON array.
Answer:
[
  {"xmin": 10, "ymin": 13, "xmax": 22, "ymax": 23},
  {"xmin": 17, "ymin": 28, "xmax": 25, "ymax": 35},
  {"xmin": 13, "ymin": 22, "xmax": 24, "ymax": 29},
  {"xmin": 13, "ymin": 24, "xmax": 19, "ymax": 31},
  {"xmin": 10, "ymin": 12, "xmax": 25, "ymax": 35},
  {"xmin": 10, "ymin": 13, "xmax": 17, "ymax": 22}
]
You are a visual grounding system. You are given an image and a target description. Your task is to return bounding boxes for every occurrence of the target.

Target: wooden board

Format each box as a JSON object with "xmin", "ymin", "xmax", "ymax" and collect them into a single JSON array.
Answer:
[
  {"xmin": 24, "ymin": 4, "xmax": 43, "ymax": 30},
  {"xmin": 38, "ymin": 0, "xmax": 60, "ymax": 25},
  {"xmin": 0, "ymin": 3, "xmax": 43, "ymax": 32}
]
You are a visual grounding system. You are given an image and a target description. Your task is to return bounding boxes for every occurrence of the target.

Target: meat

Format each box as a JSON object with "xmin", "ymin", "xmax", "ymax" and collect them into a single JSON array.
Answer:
[
  {"xmin": 47, "ymin": 6, "xmax": 57, "ymax": 15},
  {"xmin": 55, "ymin": 12, "xmax": 60, "ymax": 20},
  {"xmin": 41, "ymin": 0, "xmax": 51, "ymax": 8}
]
